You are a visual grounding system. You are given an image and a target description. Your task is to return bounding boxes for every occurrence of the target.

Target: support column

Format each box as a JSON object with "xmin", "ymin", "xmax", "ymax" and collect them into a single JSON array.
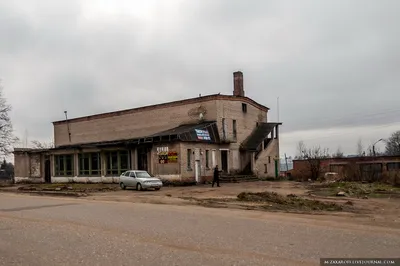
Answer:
[
  {"xmin": 74, "ymin": 152, "xmax": 79, "ymax": 177},
  {"xmin": 101, "ymin": 151, "xmax": 106, "ymax": 177}
]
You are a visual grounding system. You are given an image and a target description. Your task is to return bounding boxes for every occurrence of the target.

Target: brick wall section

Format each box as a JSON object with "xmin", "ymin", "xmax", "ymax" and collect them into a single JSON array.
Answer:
[
  {"xmin": 180, "ymin": 142, "xmax": 221, "ymax": 182},
  {"xmin": 253, "ymin": 139, "xmax": 279, "ymax": 178},
  {"xmin": 54, "ymin": 100, "xmax": 218, "ymax": 147}
]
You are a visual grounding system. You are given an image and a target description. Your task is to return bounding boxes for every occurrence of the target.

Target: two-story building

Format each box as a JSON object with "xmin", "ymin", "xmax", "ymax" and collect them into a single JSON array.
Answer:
[{"xmin": 13, "ymin": 71, "xmax": 281, "ymax": 183}]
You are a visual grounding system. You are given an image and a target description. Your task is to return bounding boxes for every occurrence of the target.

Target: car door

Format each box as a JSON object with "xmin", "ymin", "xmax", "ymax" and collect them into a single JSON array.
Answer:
[
  {"xmin": 129, "ymin": 171, "xmax": 137, "ymax": 187},
  {"xmin": 123, "ymin": 171, "xmax": 132, "ymax": 186}
]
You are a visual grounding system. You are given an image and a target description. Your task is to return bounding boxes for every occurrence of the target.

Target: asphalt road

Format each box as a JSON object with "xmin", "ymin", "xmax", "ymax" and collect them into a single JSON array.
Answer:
[{"xmin": 0, "ymin": 193, "xmax": 399, "ymax": 266}]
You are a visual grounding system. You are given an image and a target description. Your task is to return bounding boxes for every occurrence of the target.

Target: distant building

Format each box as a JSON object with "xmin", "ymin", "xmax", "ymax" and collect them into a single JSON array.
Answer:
[
  {"xmin": 292, "ymin": 155, "xmax": 400, "ymax": 182},
  {"xmin": 14, "ymin": 71, "xmax": 282, "ymax": 183}
]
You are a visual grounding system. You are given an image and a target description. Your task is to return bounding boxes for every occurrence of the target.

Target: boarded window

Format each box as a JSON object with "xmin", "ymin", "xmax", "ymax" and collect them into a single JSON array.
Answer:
[
  {"xmin": 54, "ymin": 154, "xmax": 74, "ymax": 176},
  {"xmin": 79, "ymin": 153, "xmax": 101, "ymax": 176}
]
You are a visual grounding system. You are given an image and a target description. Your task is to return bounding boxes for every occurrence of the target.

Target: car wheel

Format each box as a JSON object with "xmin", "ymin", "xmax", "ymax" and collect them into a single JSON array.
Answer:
[
  {"xmin": 120, "ymin": 183, "xmax": 126, "ymax": 190},
  {"xmin": 137, "ymin": 183, "xmax": 142, "ymax": 191}
]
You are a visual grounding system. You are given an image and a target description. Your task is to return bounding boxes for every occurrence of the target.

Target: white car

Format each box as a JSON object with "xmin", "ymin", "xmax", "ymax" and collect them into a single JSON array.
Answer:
[{"xmin": 119, "ymin": 170, "xmax": 163, "ymax": 191}]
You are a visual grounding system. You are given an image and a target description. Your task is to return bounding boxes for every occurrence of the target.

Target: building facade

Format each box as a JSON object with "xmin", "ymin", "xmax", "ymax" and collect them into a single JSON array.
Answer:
[{"xmin": 14, "ymin": 72, "xmax": 281, "ymax": 183}]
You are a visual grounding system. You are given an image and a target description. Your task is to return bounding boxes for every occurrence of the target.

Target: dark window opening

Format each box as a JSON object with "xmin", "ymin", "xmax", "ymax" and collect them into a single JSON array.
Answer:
[
  {"xmin": 78, "ymin": 153, "xmax": 101, "ymax": 176},
  {"xmin": 55, "ymin": 154, "xmax": 74, "ymax": 176},
  {"xmin": 387, "ymin": 162, "xmax": 400, "ymax": 171},
  {"xmin": 264, "ymin": 164, "xmax": 268, "ymax": 173},
  {"xmin": 268, "ymin": 156, "xmax": 271, "ymax": 164},
  {"xmin": 242, "ymin": 103, "xmax": 247, "ymax": 113},
  {"xmin": 205, "ymin": 150, "xmax": 210, "ymax": 169},
  {"xmin": 187, "ymin": 149, "xmax": 192, "ymax": 170},
  {"xmin": 232, "ymin": 120, "xmax": 237, "ymax": 139}
]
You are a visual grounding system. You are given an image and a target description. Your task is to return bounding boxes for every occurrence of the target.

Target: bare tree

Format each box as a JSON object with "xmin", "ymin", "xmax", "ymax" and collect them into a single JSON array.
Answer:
[
  {"xmin": 296, "ymin": 140, "xmax": 307, "ymax": 159},
  {"xmin": 385, "ymin": 131, "xmax": 400, "ymax": 156},
  {"xmin": 0, "ymin": 85, "xmax": 18, "ymax": 155},
  {"xmin": 333, "ymin": 146, "xmax": 344, "ymax": 158},
  {"xmin": 296, "ymin": 141, "xmax": 330, "ymax": 180},
  {"xmin": 31, "ymin": 140, "xmax": 54, "ymax": 149},
  {"xmin": 356, "ymin": 138, "xmax": 364, "ymax": 156}
]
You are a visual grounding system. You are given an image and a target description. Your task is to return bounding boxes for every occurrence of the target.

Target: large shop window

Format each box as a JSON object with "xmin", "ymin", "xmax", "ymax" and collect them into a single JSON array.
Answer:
[
  {"xmin": 54, "ymin": 154, "xmax": 74, "ymax": 176},
  {"xmin": 105, "ymin": 150, "xmax": 130, "ymax": 175},
  {"xmin": 79, "ymin": 153, "xmax": 101, "ymax": 176}
]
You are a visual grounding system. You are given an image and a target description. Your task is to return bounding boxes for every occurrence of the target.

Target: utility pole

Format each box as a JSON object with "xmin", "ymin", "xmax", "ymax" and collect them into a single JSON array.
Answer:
[
  {"xmin": 277, "ymin": 97, "xmax": 280, "ymax": 122},
  {"xmin": 64, "ymin": 111, "xmax": 72, "ymax": 142}
]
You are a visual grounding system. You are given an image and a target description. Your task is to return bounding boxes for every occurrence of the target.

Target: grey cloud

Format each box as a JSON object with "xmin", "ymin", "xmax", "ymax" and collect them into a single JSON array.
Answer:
[{"xmin": 1, "ymin": 0, "xmax": 399, "ymax": 151}]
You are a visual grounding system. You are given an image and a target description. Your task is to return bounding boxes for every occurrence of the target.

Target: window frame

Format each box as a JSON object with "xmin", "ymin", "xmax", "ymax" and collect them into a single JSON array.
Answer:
[
  {"xmin": 105, "ymin": 150, "xmax": 131, "ymax": 176},
  {"xmin": 54, "ymin": 154, "xmax": 74, "ymax": 176},
  {"xmin": 78, "ymin": 152, "xmax": 101, "ymax": 176}
]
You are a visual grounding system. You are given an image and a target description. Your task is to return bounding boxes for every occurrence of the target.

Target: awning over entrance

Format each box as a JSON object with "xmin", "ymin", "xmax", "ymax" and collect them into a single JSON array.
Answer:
[
  {"xmin": 149, "ymin": 121, "xmax": 220, "ymax": 143},
  {"xmin": 240, "ymin": 122, "xmax": 281, "ymax": 151},
  {"xmin": 52, "ymin": 121, "xmax": 220, "ymax": 150}
]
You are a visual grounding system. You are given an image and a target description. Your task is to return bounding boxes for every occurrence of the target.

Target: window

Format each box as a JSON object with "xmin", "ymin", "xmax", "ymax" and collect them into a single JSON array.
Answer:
[
  {"xmin": 54, "ymin": 154, "xmax": 74, "ymax": 176},
  {"xmin": 222, "ymin": 118, "xmax": 226, "ymax": 138},
  {"xmin": 124, "ymin": 171, "xmax": 131, "ymax": 177},
  {"xmin": 78, "ymin": 153, "xmax": 101, "ymax": 176},
  {"xmin": 129, "ymin": 172, "xmax": 136, "ymax": 177},
  {"xmin": 232, "ymin": 120, "xmax": 237, "ymax": 139},
  {"xmin": 105, "ymin": 150, "xmax": 130, "ymax": 175},
  {"xmin": 268, "ymin": 156, "xmax": 271, "ymax": 164},
  {"xmin": 264, "ymin": 164, "xmax": 268, "ymax": 173},
  {"xmin": 205, "ymin": 150, "xmax": 210, "ymax": 169},
  {"xmin": 242, "ymin": 103, "xmax": 247, "ymax": 113},
  {"xmin": 187, "ymin": 149, "xmax": 192, "ymax": 170},
  {"xmin": 387, "ymin": 162, "xmax": 400, "ymax": 171},
  {"xmin": 136, "ymin": 171, "xmax": 151, "ymax": 178}
]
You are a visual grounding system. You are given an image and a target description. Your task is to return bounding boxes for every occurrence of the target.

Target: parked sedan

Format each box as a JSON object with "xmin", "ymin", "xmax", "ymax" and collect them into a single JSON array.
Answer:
[{"xmin": 119, "ymin": 170, "xmax": 163, "ymax": 191}]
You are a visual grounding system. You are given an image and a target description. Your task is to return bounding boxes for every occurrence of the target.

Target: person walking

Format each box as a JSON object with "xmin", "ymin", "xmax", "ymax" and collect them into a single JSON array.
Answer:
[{"xmin": 212, "ymin": 165, "xmax": 221, "ymax": 187}]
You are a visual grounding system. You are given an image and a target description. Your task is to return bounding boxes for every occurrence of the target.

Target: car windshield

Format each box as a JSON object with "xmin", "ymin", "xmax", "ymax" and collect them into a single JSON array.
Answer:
[{"xmin": 135, "ymin": 171, "xmax": 151, "ymax": 178}]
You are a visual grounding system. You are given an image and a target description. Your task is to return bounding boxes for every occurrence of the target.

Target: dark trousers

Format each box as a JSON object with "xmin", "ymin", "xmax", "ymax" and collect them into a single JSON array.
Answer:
[{"xmin": 212, "ymin": 177, "xmax": 220, "ymax": 187}]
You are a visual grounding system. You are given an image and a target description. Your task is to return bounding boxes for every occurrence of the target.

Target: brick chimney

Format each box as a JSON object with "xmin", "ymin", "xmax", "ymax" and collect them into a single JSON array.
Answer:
[{"xmin": 233, "ymin": 71, "xmax": 245, "ymax": 97}]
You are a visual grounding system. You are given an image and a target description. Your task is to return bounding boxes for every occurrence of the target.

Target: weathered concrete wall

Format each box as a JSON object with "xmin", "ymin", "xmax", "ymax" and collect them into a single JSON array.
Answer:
[{"xmin": 14, "ymin": 151, "xmax": 45, "ymax": 183}]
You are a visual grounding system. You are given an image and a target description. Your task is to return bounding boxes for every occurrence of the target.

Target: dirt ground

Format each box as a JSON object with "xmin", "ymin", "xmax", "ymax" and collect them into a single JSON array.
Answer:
[
  {"xmin": 2, "ymin": 181, "xmax": 399, "ymax": 229},
  {"xmin": 84, "ymin": 181, "xmax": 400, "ymax": 229}
]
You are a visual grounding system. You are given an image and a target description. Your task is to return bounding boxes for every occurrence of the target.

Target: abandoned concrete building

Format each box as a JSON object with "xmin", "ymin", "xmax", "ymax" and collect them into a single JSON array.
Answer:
[{"xmin": 13, "ymin": 71, "xmax": 281, "ymax": 183}]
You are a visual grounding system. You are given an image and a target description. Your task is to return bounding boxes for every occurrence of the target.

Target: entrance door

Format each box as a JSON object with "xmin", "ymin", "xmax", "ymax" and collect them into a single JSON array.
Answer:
[
  {"xmin": 221, "ymin": 150, "xmax": 228, "ymax": 173},
  {"xmin": 44, "ymin": 159, "xmax": 51, "ymax": 183},
  {"xmin": 137, "ymin": 147, "xmax": 148, "ymax": 171}
]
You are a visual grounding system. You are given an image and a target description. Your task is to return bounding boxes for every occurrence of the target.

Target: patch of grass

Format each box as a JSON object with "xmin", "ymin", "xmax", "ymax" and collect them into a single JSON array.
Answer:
[{"xmin": 237, "ymin": 191, "xmax": 344, "ymax": 212}]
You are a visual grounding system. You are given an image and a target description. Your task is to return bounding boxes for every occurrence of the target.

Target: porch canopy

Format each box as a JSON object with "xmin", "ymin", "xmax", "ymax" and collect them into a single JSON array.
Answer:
[
  {"xmin": 240, "ymin": 122, "xmax": 281, "ymax": 151},
  {"xmin": 53, "ymin": 121, "xmax": 220, "ymax": 150}
]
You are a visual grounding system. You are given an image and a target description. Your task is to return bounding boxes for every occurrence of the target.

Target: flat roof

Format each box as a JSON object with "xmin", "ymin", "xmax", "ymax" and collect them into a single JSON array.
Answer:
[{"xmin": 53, "ymin": 94, "xmax": 269, "ymax": 125}]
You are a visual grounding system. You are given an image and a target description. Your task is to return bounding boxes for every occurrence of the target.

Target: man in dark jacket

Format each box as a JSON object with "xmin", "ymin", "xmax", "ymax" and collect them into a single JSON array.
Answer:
[{"xmin": 212, "ymin": 165, "xmax": 221, "ymax": 187}]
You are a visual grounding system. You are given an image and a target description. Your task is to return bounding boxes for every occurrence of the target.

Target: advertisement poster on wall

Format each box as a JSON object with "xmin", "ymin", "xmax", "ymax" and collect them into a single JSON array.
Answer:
[{"xmin": 195, "ymin": 129, "xmax": 211, "ymax": 141}]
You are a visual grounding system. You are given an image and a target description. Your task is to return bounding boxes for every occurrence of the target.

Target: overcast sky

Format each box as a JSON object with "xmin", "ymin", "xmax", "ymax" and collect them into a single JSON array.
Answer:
[{"xmin": 1, "ymin": 0, "xmax": 399, "ymax": 157}]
